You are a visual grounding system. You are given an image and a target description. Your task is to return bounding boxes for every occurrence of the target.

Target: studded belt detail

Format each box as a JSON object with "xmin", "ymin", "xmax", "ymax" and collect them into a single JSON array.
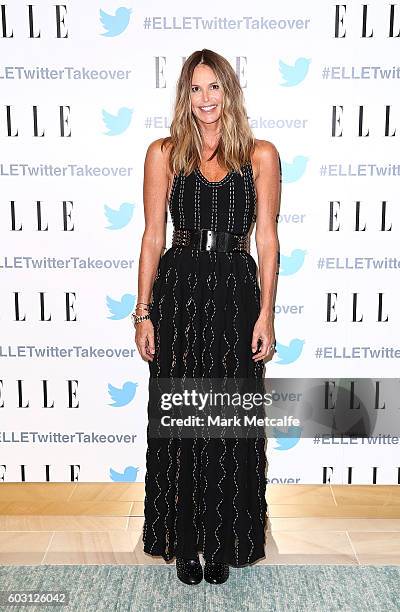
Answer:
[{"xmin": 172, "ymin": 228, "xmax": 250, "ymax": 252}]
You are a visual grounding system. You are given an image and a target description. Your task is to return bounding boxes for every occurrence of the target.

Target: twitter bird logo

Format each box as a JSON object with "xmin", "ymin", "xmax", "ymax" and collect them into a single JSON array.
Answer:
[
  {"xmin": 275, "ymin": 339, "xmax": 305, "ymax": 364},
  {"xmin": 273, "ymin": 425, "xmax": 302, "ymax": 450},
  {"xmin": 108, "ymin": 381, "xmax": 138, "ymax": 407},
  {"xmin": 102, "ymin": 107, "xmax": 133, "ymax": 135},
  {"xmin": 279, "ymin": 249, "xmax": 306, "ymax": 275},
  {"xmin": 279, "ymin": 58, "xmax": 311, "ymax": 86},
  {"xmin": 105, "ymin": 202, "xmax": 135, "ymax": 229},
  {"xmin": 106, "ymin": 293, "xmax": 135, "ymax": 319},
  {"xmin": 100, "ymin": 7, "xmax": 132, "ymax": 37},
  {"xmin": 110, "ymin": 466, "xmax": 139, "ymax": 482},
  {"xmin": 281, "ymin": 156, "xmax": 308, "ymax": 183}
]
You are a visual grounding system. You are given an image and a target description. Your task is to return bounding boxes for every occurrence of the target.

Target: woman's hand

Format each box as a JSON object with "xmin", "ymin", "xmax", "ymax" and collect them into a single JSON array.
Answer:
[
  {"xmin": 135, "ymin": 320, "xmax": 156, "ymax": 362},
  {"xmin": 251, "ymin": 316, "xmax": 276, "ymax": 362}
]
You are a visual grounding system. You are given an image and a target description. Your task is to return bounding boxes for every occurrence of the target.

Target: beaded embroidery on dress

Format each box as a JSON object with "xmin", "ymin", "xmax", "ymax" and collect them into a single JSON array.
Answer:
[{"xmin": 142, "ymin": 161, "xmax": 268, "ymax": 566}]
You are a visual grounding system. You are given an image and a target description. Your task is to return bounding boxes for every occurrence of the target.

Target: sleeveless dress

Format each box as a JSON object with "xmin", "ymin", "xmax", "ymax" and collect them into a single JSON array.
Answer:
[{"xmin": 142, "ymin": 161, "xmax": 268, "ymax": 567}]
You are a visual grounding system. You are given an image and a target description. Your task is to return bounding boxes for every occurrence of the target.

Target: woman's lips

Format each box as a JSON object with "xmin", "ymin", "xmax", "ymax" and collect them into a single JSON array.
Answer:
[{"xmin": 199, "ymin": 105, "xmax": 217, "ymax": 112}]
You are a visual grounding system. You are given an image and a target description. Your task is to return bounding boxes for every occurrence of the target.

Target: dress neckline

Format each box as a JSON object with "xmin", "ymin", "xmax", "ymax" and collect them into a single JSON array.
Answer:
[{"xmin": 194, "ymin": 166, "xmax": 235, "ymax": 186}]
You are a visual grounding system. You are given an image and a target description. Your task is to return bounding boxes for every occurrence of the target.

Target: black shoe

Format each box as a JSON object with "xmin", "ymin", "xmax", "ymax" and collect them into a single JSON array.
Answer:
[
  {"xmin": 176, "ymin": 556, "xmax": 203, "ymax": 585},
  {"xmin": 204, "ymin": 560, "xmax": 229, "ymax": 584}
]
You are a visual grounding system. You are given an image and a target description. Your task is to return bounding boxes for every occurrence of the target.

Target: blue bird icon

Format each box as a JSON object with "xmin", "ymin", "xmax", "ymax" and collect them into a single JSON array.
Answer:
[
  {"xmin": 104, "ymin": 202, "xmax": 135, "ymax": 229},
  {"xmin": 273, "ymin": 425, "xmax": 302, "ymax": 450},
  {"xmin": 100, "ymin": 7, "xmax": 132, "ymax": 37},
  {"xmin": 279, "ymin": 249, "xmax": 306, "ymax": 275},
  {"xmin": 281, "ymin": 156, "xmax": 308, "ymax": 183},
  {"xmin": 108, "ymin": 381, "xmax": 138, "ymax": 407},
  {"xmin": 102, "ymin": 107, "xmax": 133, "ymax": 135},
  {"xmin": 275, "ymin": 339, "xmax": 304, "ymax": 364},
  {"xmin": 279, "ymin": 58, "xmax": 311, "ymax": 86},
  {"xmin": 106, "ymin": 293, "xmax": 135, "ymax": 320},
  {"xmin": 109, "ymin": 466, "xmax": 139, "ymax": 482}
]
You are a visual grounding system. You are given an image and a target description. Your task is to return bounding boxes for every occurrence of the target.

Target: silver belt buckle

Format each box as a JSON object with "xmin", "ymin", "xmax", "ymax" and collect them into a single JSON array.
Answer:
[{"xmin": 200, "ymin": 229, "xmax": 214, "ymax": 250}]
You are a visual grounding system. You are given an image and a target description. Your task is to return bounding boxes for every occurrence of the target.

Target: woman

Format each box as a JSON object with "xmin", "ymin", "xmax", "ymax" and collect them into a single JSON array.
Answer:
[{"xmin": 134, "ymin": 49, "xmax": 280, "ymax": 585}]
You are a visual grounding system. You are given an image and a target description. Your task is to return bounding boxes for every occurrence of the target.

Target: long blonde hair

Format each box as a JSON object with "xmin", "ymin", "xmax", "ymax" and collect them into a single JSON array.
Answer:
[{"xmin": 161, "ymin": 49, "xmax": 255, "ymax": 177}]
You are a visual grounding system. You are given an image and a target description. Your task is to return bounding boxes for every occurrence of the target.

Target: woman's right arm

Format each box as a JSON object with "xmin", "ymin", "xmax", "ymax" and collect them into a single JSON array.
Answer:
[{"xmin": 135, "ymin": 138, "xmax": 169, "ymax": 362}]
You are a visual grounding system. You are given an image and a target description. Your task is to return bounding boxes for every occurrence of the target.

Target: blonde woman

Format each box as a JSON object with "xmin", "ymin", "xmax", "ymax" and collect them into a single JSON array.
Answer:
[{"xmin": 135, "ymin": 49, "xmax": 280, "ymax": 585}]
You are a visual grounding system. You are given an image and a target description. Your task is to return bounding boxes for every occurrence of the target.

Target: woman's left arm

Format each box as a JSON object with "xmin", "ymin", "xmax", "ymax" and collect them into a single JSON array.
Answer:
[{"xmin": 252, "ymin": 140, "xmax": 281, "ymax": 362}]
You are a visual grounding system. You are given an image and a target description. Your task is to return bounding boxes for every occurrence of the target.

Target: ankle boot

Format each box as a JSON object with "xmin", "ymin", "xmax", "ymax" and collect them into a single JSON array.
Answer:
[
  {"xmin": 176, "ymin": 556, "xmax": 203, "ymax": 585},
  {"xmin": 204, "ymin": 560, "xmax": 229, "ymax": 584}
]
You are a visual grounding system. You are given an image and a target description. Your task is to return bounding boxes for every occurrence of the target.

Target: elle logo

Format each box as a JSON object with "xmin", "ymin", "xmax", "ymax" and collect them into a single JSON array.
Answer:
[
  {"xmin": 0, "ymin": 4, "xmax": 68, "ymax": 38},
  {"xmin": 334, "ymin": 4, "xmax": 400, "ymax": 38}
]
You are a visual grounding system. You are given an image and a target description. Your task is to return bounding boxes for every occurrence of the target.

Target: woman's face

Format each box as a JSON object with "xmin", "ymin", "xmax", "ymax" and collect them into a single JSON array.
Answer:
[{"xmin": 190, "ymin": 63, "xmax": 223, "ymax": 126}]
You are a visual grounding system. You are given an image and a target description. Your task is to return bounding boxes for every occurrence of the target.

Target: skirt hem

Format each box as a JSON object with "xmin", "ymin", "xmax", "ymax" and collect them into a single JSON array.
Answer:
[{"xmin": 142, "ymin": 538, "xmax": 267, "ymax": 568}]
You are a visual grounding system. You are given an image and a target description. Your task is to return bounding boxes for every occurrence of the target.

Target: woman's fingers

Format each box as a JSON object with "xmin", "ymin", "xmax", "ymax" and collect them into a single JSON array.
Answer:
[
  {"xmin": 135, "ymin": 323, "xmax": 155, "ymax": 362},
  {"xmin": 252, "ymin": 335, "xmax": 267, "ymax": 361},
  {"xmin": 137, "ymin": 337, "xmax": 151, "ymax": 361},
  {"xmin": 251, "ymin": 333, "xmax": 260, "ymax": 354},
  {"xmin": 145, "ymin": 330, "xmax": 155, "ymax": 358},
  {"xmin": 252, "ymin": 334, "xmax": 276, "ymax": 361}
]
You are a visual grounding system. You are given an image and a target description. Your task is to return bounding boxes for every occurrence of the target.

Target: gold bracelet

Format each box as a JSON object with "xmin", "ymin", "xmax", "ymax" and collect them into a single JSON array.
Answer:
[{"xmin": 135, "ymin": 301, "xmax": 152, "ymax": 309}]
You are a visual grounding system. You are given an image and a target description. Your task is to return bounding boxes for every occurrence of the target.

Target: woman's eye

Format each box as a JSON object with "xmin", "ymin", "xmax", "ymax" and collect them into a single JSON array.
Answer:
[{"xmin": 191, "ymin": 85, "xmax": 219, "ymax": 93}]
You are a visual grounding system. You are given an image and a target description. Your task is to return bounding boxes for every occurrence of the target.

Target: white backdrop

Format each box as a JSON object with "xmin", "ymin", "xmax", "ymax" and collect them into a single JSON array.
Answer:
[{"xmin": 1, "ymin": 1, "xmax": 399, "ymax": 483}]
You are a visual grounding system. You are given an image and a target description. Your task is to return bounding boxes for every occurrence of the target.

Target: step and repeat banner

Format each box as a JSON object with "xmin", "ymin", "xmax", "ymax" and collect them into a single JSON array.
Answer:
[{"xmin": 1, "ymin": 2, "xmax": 399, "ymax": 483}]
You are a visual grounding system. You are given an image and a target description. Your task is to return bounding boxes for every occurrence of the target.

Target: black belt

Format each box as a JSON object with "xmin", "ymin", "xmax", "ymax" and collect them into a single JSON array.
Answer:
[{"xmin": 171, "ymin": 228, "xmax": 249, "ymax": 252}]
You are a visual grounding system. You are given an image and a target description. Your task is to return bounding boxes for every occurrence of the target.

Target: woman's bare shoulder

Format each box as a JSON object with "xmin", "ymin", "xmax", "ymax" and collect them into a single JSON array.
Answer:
[
  {"xmin": 251, "ymin": 139, "xmax": 280, "ymax": 180},
  {"xmin": 145, "ymin": 137, "xmax": 173, "ymax": 180},
  {"xmin": 253, "ymin": 138, "xmax": 279, "ymax": 161}
]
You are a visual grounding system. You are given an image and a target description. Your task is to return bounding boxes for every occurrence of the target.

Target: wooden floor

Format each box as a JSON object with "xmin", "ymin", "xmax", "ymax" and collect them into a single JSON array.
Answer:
[{"xmin": 0, "ymin": 484, "xmax": 399, "ymax": 565}]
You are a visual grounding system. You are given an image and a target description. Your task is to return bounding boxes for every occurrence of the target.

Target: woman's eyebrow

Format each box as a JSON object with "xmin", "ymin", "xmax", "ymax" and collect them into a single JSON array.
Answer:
[{"xmin": 191, "ymin": 81, "xmax": 219, "ymax": 86}]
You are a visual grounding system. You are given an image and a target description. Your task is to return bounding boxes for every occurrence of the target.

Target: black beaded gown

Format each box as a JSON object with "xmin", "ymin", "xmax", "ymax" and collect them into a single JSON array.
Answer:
[{"xmin": 142, "ymin": 161, "xmax": 268, "ymax": 567}]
